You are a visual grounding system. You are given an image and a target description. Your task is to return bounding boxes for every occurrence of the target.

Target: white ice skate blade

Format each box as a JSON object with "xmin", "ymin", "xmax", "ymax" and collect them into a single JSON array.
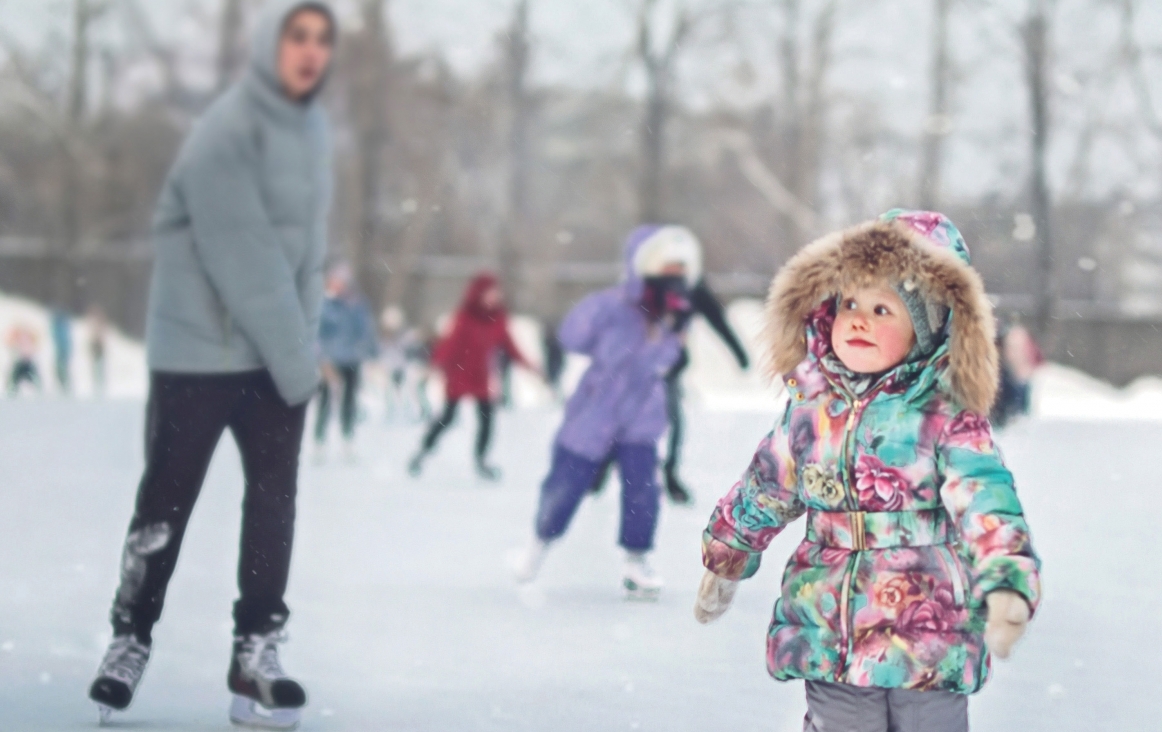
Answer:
[
  {"xmin": 229, "ymin": 694, "xmax": 301, "ymax": 730},
  {"xmin": 97, "ymin": 704, "xmax": 114, "ymax": 726}
]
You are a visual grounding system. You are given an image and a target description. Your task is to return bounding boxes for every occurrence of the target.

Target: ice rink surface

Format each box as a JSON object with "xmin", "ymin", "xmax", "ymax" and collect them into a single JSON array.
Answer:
[{"xmin": 1, "ymin": 398, "xmax": 1159, "ymax": 731}]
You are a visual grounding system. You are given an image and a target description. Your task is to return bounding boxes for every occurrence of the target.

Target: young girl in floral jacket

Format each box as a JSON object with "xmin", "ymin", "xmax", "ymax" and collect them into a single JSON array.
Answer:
[{"xmin": 695, "ymin": 210, "xmax": 1041, "ymax": 732}]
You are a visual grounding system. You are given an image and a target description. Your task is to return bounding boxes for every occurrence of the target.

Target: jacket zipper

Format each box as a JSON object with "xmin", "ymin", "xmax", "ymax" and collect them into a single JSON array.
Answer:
[{"xmin": 836, "ymin": 396, "xmax": 862, "ymax": 680}]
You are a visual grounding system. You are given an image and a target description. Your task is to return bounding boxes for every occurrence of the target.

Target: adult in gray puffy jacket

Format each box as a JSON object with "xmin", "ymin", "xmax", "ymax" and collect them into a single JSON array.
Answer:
[{"xmin": 90, "ymin": 3, "xmax": 335, "ymax": 725}]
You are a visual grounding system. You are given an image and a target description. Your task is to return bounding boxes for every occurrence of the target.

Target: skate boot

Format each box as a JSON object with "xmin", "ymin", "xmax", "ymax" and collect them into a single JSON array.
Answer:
[
  {"xmin": 509, "ymin": 539, "xmax": 550, "ymax": 583},
  {"xmin": 407, "ymin": 450, "xmax": 426, "ymax": 477},
  {"xmin": 623, "ymin": 551, "xmax": 664, "ymax": 601},
  {"xmin": 227, "ymin": 630, "xmax": 306, "ymax": 730},
  {"xmin": 475, "ymin": 460, "xmax": 502, "ymax": 481},
  {"xmin": 664, "ymin": 468, "xmax": 694, "ymax": 506},
  {"xmin": 89, "ymin": 634, "xmax": 151, "ymax": 724}
]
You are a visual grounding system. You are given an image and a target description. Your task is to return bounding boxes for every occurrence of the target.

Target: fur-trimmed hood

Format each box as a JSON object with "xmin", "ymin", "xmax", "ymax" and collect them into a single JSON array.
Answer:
[{"xmin": 764, "ymin": 210, "xmax": 999, "ymax": 413}]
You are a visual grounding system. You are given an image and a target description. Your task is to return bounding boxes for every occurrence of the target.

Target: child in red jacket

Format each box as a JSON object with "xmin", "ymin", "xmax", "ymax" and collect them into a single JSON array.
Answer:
[{"xmin": 408, "ymin": 272, "xmax": 534, "ymax": 480}]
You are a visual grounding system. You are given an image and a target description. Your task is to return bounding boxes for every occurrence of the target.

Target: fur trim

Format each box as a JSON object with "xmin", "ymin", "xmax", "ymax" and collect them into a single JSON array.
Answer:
[{"xmin": 763, "ymin": 220, "xmax": 999, "ymax": 413}]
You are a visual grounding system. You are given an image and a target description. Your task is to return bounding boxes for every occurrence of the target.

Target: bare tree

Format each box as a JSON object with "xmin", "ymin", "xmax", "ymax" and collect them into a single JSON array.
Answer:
[
  {"xmin": 634, "ymin": 0, "xmax": 694, "ymax": 223},
  {"xmin": 918, "ymin": 0, "xmax": 953, "ymax": 209},
  {"xmin": 346, "ymin": 0, "xmax": 395, "ymax": 303},
  {"xmin": 1020, "ymin": 0, "xmax": 1055, "ymax": 337},
  {"xmin": 500, "ymin": 0, "xmax": 534, "ymax": 302},
  {"xmin": 763, "ymin": 0, "xmax": 836, "ymax": 246}
]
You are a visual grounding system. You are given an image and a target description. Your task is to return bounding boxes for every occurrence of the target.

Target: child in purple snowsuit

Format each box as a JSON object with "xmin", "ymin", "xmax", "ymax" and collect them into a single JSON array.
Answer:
[{"xmin": 512, "ymin": 225, "xmax": 703, "ymax": 596}]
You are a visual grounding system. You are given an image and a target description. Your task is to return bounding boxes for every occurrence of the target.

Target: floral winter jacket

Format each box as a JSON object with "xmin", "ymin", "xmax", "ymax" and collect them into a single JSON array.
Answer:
[{"xmin": 702, "ymin": 211, "xmax": 1041, "ymax": 695}]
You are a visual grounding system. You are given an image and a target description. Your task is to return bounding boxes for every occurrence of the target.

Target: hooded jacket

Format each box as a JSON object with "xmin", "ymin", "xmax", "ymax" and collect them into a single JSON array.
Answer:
[
  {"xmin": 702, "ymin": 211, "xmax": 1041, "ymax": 695},
  {"xmin": 144, "ymin": 0, "xmax": 334, "ymax": 406},
  {"xmin": 431, "ymin": 273, "xmax": 529, "ymax": 402},
  {"xmin": 553, "ymin": 228, "xmax": 688, "ymax": 460}
]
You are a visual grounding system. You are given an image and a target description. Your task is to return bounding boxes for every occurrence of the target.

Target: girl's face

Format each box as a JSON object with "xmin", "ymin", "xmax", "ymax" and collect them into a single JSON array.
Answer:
[
  {"xmin": 278, "ymin": 9, "xmax": 334, "ymax": 101},
  {"xmin": 480, "ymin": 286, "xmax": 503, "ymax": 310},
  {"xmin": 831, "ymin": 285, "xmax": 916, "ymax": 374}
]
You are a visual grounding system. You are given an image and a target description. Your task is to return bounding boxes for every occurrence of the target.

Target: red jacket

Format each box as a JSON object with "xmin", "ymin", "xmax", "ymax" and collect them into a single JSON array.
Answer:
[{"xmin": 432, "ymin": 274, "xmax": 529, "ymax": 401}]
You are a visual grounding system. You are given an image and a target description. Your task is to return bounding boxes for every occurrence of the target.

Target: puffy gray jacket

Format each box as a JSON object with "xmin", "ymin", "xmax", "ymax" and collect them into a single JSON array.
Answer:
[{"xmin": 145, "ymin": 0, "xmax": 334, "ymax": 406}]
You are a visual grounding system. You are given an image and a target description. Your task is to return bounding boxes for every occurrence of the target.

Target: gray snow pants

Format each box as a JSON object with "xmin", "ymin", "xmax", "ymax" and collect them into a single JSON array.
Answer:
[{"xmin": 804, "ymin": 681, "xmax": 969, "ymax": 732}]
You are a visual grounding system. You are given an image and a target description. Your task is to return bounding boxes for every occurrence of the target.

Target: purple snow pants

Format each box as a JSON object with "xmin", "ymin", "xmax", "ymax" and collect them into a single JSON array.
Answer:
[{"xmin": 535, "ymin": 443, "xmax": 660, "ymax": 551}]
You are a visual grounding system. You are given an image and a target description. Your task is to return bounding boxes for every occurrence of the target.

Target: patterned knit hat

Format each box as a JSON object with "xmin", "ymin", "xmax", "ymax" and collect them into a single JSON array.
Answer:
[{"xmin": 879, "ymin": 209, "xmax": 970, "ymax": 358}]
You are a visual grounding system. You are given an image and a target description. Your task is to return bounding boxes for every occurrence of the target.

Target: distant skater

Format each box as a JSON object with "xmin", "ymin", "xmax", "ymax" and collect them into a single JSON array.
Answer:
[
  {"xmin": 88, "ymin": 3, "xmax": 336, "ymax": 729},
  {"xmin": 6, "ymin": 323, "xmax": 41, "ymax": 396},
  {"xmin": 408, "ymin": 272, "xmax": 536, "ymax": 481},
  {"xmin": 51, "ymin": 309, "xmax": 72, "ymax": 393},
  {"xmin": 314, "ymin": 262, "xmax": 378, "ymax": 460},
  {"xmin": 512, "ymin": 226, "xmax": 699, "ymax": 598}
]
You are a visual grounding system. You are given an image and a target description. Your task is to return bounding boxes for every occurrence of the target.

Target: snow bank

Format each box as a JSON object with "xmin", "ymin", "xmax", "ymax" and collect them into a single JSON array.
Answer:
[
  {"xmin": 1032, "ymin": 363, "xmax": 1162, "ymax": 421},
  {"xmin": 0, "ymin": 292, "xmax": 147, "ymax": 399},
  {"xmin": 5, "ymin": 289, "xmax": 1159, "ymax": 421}
]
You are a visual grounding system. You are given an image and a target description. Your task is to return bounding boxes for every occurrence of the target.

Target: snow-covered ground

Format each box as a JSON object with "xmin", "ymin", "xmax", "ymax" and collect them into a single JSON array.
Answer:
[
  {"xmin": 1, "ymin": 396, "xmax": 1159, "ymax": 731},
  {"xmin": 3, "ymin": 291, "xmax": 1161, "ymax": 729}
]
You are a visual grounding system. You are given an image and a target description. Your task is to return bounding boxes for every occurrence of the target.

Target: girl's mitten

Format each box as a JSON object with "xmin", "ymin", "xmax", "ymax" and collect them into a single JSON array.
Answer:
[
  {"xmin": 984, "ymin": 590, "xmax": 1030, "ymax": 659},
  {"xmin": 694, "ymin": 570, "xmax": 739, "ymax": 624}
]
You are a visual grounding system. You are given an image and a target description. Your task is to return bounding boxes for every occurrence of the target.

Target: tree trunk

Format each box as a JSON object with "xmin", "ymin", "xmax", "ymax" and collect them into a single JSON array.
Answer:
[
  {"xmin": 57, "ymin": 0, "xmax": 91, "ymax": 311},
  {"xmin": 349, "ymin": 0, "xmax": 393, "ymax": 307},
  {"xmin": 918, "ymin": 0, "xmax": 952, "ymax": 210},
  {"xmin": 502, "ymin": 0, "xmax": 533, "ymax": 306},
  {"xmin": 1022, "ymin": 2, "xmax": 1054, "ymax": 339},
  {"xmin": 639, "ymin": 73, "xmax": 666, "ymax": 224}
]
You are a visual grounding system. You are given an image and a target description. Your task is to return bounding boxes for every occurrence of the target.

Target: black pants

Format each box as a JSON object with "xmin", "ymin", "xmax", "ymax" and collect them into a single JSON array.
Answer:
[
  {"xmin": 421, "ymin": 398, "xmax": 494, "ymax": 461},
  {"xmin": 315, "ymin": 363, "xmax": 360, "ymax": 441},
  {"xmin": 8, "ymin": 359, "xmax": 40, "ymax": 395},
  {"xmin": 109, "ymin": 370, "xmax": 306, "ymax": 643},
  {"xmin": 663, "ymin": 372, "xmax": 684, "ymax": 479}
]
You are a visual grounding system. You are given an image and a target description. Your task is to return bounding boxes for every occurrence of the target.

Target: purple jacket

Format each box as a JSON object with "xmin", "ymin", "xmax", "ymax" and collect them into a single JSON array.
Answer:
[{"xmin": 554, "ymin": 229, "xmax": 683, "ymax": 460}]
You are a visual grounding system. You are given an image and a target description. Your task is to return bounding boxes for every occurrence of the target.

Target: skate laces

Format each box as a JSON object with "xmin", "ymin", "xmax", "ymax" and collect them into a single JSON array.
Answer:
[
  {"xmin": 99, "ymin": 636, "xmax": 150, "ymax": 685},
  {"xmin": 239, "ymin": 630, "xmax": 289, "ymax": 680}
]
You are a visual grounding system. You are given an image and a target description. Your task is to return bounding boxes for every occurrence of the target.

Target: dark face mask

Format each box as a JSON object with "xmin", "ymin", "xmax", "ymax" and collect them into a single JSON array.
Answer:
[{"xmin": 641, "ymin": 275, "xmax": 691, "ymax": 323}]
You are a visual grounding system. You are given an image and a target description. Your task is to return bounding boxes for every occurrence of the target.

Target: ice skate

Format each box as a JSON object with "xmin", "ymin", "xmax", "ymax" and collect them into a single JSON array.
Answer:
[
  {"xmin": 509, "ymin": 539, "xmax": 549, "ymax": 583},
  {"xmin": 623, "ymin": 552, "xmax": 663, "ymax": 601},
  {"xmin": 664, "ymin": 468, "xmax": 694, "ymax": 506},
  {"xmin": 89, "ymin": 634, "xmax": 151, "ymax": 723},
  {"xmin": 407, "ymin": 450, "xmax": 425, "ymax": 477},
  {"xmin": 475, "ymin": 460, "xmax": 502, "ymax": 481},
  {"xmin": 227, "ymin": 630, "xmax": 306, "ymax": 730}
]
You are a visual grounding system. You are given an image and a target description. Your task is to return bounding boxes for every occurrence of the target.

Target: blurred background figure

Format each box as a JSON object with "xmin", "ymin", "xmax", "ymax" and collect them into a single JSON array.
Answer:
[
  {"xmin": 380, "ymin": 306, "xmax": 431, "ymax": 424},
  {"xmin": 50, "ymin": 309, "xmax": 72, "ymax": 394},
  {"xmin": 87, "ymin": 305, "xmax": 108, "ymax": 397},
  {"xmin": 661, "ymin": 271, "xmax": 749, "ymax": 504},
  {"xmin": 512, "ymin": 226, "xmax": 698, "ymax": 599},
  {"xmin": 408, "ymin": 272, "xmax": 535, "ymax": 481},
  {"xmin": 586, "ymin": 226, "xmax": 749, "ymax": 506},
  {"xmin": 992, "ymin": 317, "xmax": 1045, "ymax": 428},
  {"xmin": 541, "ymin": 319, "xmax": 565, "ymax": 402},
  {"xmin": 7, "ymin": 322, "xmax": 41, "ymax": 396},
  {"xmin": 315, "ymin": 262, "xmax": 378, "ymax": 461},
  {"xmin": 379, "ymin": 305, "xmax": 410, "ymax": 422}
]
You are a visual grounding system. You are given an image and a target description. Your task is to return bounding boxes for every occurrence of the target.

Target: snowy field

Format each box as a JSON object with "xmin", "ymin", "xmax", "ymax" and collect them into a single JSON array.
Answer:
[{"xmin": 1, "ymin": 395, "xmax": 1160, "ymax": 731}]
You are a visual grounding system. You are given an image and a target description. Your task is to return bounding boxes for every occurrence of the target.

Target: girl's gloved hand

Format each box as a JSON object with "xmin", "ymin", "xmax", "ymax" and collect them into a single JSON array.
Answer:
[
  {"xmin": 694, "ymin": 570, "xmax": 739, "ymax": 624},
  {"xmin": 984, "ymin": 590, "xmax": 1030, "ymax": 659}
]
